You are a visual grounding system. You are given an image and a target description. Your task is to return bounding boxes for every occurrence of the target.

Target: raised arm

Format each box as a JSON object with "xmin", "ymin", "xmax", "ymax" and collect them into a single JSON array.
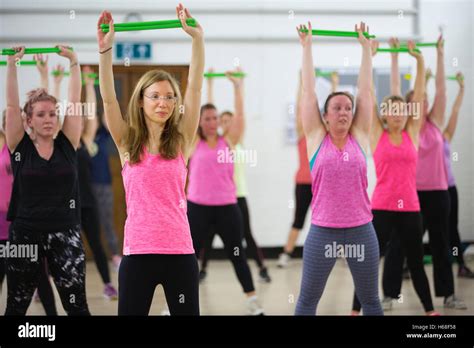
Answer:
[
  {"xmin": 226, "ymin": 68, "xmax": 245, "ymax": 146},
  {"xmin": 81, "ymin": 66, "xmax": 99, "ymax": 151},
  {"xmin": 443, "ymin": 73, "xmax": 464, "ymax": 142},
  {"xmin": 52, "ymin": 64, "xmax": 65, "ymax": 101},
  {"xmin": 330, "ymin": 72, "xmax": 339, "ymax": 93},
  {"xmin": 97, "ymin": 11, "xmax": 127, "ymax": 153},
  {"xmin": 389, "ymin": 38, "xmax": 401, "ymax": 96},
  {"xmin": 369, "ymin": 40, "xmax": 383, "ymax": 143},
  {"xmin": 5, "ymin": 46, "xmax": 26, "ymax": 152},
  {"xmin": 206, "ymin": 67, "xmax": 214, "ymax": 104},
  {"xmin": 295, "ymin": 72, "xmax": 304, "ymax": 139},
  {"xmin": 176, "ymin": 4, "xmax": 205, "ymax": 157},
  {"xmin": 34, "ymin": 54, "xmax": 49, "ymax": 92},
  {"xmin": 406, "ymin": 40, "xmax": 426, "ymax": 137},
  {"xmin": 428, "ymin": 35, "xmax": 447, "ymax": 128},
  {"xmin": 57, "ymin": 45, "xmax": 82, "ymax": 149},
  {"xmin": 425, "ymin": 68, "xmax": 433, "ymax": 88},
  {"xmin": 352, "ymin": 22, "xmax": 373, "ymax": 137},
  {"xmin": 297, "ymin": 22, "xmax": 325, "ymax": 142}
]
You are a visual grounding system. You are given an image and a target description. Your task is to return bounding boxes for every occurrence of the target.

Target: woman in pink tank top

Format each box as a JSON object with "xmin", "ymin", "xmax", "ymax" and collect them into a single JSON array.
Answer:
[
  {"xmin": 387, "ymin": 36, "xmax": 466, "ymax": 310},
  {"xmin": 295, "ymin": 21, "xmax": 383, "ymax": 316},
  {"xmin": 98, "ymin": 6, "xmax": 204, "ymax": 315},
  {"xmin": 187, "ymin": 71, "xmax": 264, "ymax": 315},
  {"xmin": 279, "ymin": 73, "xmax": 338, "ymax": 268},
  {"xmin": 0, "ymin": 115, "xmax": 13, "ymax": 289},
  {"xmin": 0, "ymin": 116, "xmax": 12, "ymax": 240},
  {"xmin": 350, "ymin": 40, "xmax": 438, "ymax": 316},
  {"xmin": 198, "ymin": 68, "xmax": 271, "ymax": 286}
]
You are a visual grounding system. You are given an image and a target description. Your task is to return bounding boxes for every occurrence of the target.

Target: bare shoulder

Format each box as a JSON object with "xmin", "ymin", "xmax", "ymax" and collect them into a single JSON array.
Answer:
[
  {"xmin": 350, "ymin": 126, "xmax": 370, "ymax": 155},
  {"xmin": 306, "ymin": 128, "xmax": 327, "ymax": 159},
  {"xmin": 182, "ymin": 135, "xmax": 200, "ymax": 162}
]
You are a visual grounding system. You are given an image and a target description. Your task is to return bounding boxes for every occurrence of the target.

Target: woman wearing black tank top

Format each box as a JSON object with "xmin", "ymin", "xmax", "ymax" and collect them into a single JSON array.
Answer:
[
  {"xmin": 78, "ymin": 67, "xmax": 118, "ymax": 299},
  {"xmin": 4, "ymin": 45, "xmax": 90, "ymax": 315}
]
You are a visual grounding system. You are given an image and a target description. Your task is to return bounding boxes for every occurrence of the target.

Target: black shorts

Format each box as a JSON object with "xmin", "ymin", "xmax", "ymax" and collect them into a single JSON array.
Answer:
[{"xmin": 292, "ymin": 184, "xmax": 312, "ymax": 229}]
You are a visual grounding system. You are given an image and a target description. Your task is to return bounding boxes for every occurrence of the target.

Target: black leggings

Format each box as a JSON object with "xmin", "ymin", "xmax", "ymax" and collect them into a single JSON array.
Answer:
[
  {"xmin": 5, "ymin": 224, "xmax": 90, "ymax": 315},
  {"xmin": 448, "ymin": 186, "xmax": 466, "ymax": 266},
  {"xmin": 292, "ymin": 184, "xmax": 312, "ymax": 229},
  {"xmin": 118, "ymin": 254, "xmax": 199, "ymax": 315},
  {"xmin": 352, "ymin": 210, "xmax": 434, "ymax": 312},
  {"xmin": 36, "ymin": 257, "xmax": 58, "ymax": 315},
  {"xmin": 1, "ymin": 241, "xmax": 57, "ymax": 315},
  {"xmin": 81, "ymin": 206, "xmax": 111, "ymax": 284},
  {"xmin": 384, "ymin": 190, "xmax": 454, "ymax": 298},
  {"xmin": 188, "ymin": 201, "xmax": 255, "ymax": 293},
  {"xmin": 200, "ymin": 197, "xmax": 266, "ymax": 270},
  {"xmin": 0, "ymin": 239, "xmax": 6, "ymax": 288}
]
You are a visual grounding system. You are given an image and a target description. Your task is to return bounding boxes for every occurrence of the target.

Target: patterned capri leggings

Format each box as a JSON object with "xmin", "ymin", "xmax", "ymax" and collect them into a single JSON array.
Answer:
[
  {"xmin": 295, "ymin": 222, "xmax": 383, "ymax": 316},
  {"xmin": 92, "ymin": 183, "xmax": 120, "ymax": 256},
  {"xmin": 5, "ymin": 223, "xmax": 90, "ymax": 316}
]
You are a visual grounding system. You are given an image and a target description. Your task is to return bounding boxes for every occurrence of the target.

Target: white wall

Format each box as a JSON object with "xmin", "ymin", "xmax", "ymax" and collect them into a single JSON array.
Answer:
[{"xmin": 1, "ymin": 0, "xmax": 472, "ymax": 246}]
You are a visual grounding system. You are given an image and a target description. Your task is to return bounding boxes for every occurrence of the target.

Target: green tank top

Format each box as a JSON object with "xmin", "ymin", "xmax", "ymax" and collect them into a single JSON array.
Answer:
[{"xmin": 234, "ymin": 143, "xmax": 248, "ymax": 197}]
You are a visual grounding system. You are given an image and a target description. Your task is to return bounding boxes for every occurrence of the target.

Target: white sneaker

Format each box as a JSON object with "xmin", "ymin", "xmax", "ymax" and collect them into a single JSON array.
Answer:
[
  {"xmin": 277, "ymin": 253, "xmax": 290, "ymax": 268},
  {"xmin": 444, "ymin": 295, "xmax": 467, "ymax": 310},
  {"xmin": 247, "ymin": 296, "xmax": 264, "ymax": 315},
  {"xmin": 381, "ymin": 297, "xmax": 393, "ymax": 311}
]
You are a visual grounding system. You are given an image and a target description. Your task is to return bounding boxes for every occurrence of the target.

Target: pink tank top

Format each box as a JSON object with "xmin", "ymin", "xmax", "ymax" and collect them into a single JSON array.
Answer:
[
  {"xmin": 187, "ymin": 137, "xmax": 237, "ymax": 206},
  {"xmin": 372, "ymin": 131, "xmax": 420, "ymax": 211},
  {"xmin": 310, "ymin": 134, "xmax": 372, "ymax": 228},
  {"xmin": 0, "ymin": 144, "xmax": 13, "ymax": 240},
  {"xmin": 121, "ymin": 148, "xmax": 194, "ymax": 255},
  {"xmin": 416, "ymin": 119, "xmax": 448, "ymax": 191},
  {"xmin": 295, "ymin": 137, "xmax": 312, "ymax": 184}
]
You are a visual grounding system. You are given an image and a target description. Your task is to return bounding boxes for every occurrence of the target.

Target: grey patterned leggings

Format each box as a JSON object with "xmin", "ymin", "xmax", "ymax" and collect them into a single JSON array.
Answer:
[
  {"xmin": 92, "ymin": 183, "xmax": 120, "ymax": 256},
  {"xmin": 5, "ymin": 224, "xmax": 90, "ymax": 316},
  {"xmin": 295, "ymin": 222, "xmax": 383, "ymax": 316}
]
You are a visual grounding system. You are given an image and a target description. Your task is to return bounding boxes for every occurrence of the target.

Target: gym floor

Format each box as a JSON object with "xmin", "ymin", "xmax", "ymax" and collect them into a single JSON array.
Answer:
[{"xmin": 1, "ymin": 258, "xmax": 472, "ymax": 315}]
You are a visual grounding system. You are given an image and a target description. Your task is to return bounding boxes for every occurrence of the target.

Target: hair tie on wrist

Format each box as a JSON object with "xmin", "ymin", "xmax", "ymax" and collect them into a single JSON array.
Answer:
[{"xmin": 100, "ymin": 47, "xmax": 112, "ymax": 54}]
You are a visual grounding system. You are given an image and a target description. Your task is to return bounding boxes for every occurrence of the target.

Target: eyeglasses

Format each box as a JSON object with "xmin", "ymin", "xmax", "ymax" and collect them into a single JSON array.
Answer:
[{"xmin": 143, "ymin": 94, "xmax": 177, "ymax": 104}]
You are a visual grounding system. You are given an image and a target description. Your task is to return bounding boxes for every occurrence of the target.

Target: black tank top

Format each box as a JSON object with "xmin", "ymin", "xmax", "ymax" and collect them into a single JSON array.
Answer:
[
  {"xmin": 77, "ymin": 141, "xmax": 97, "ymax": 208},
  {"xmin": 7, "ymin": 131, "xmax": 80, "ymax": 232}
]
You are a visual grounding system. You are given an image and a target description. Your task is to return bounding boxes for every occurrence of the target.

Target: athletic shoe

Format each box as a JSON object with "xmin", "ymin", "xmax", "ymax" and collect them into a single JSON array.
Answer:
[
  {"xmin": 444, "ymin": 295, "xmax": 467, "ymax": 310},
  {"xmin": 258, "ymin": 267, "xmax": 272, "ymax": 283},
  {"xmin": 112, "ymin": 255, "xmax": 122, "ymax": 272},
  {"xmin": 247, "ymin": 296, "xmax": 264, "ymax": 315},
  {"xmin": 381, "ymin": 297, "xmax": 393, "ymax": 311},
  {"xmin": 427, "ymin": 311, "xmax": 441, "ymax": 316},
  {"xmin": 458, "ymin": 265, "xmax": 474, "ymax": 278},
  {"xmin": 277, "ymin": 253, "xmax": 290, "ymax": 268},
  {"xmin": 199, "ymin": 270, "xmax": 207, "ymax": 282},
  {"xmin": 103, "ymin": 283, "xmax": 118, "ymax": 300}
]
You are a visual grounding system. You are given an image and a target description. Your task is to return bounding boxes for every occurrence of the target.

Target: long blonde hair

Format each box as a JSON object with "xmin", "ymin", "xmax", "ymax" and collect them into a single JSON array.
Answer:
[{"xmin": 124, "ymin": 70, "xmax": 184, "ymax": 164}]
